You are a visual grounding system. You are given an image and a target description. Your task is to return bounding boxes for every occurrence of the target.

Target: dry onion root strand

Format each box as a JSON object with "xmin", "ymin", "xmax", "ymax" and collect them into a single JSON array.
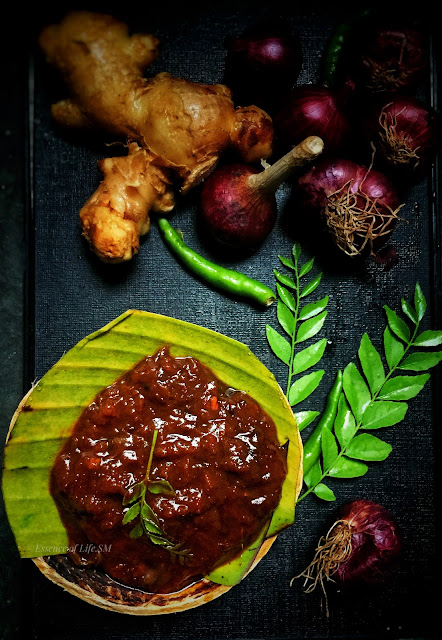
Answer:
[
  {"xmin": 363, "ymin": 36, "xmax": 408, "ymax": 92},
  {"xmin": 291, "ymin": 519, "xmax": 353, "ymax": 617},
  {"xmin": 379, "ymin": 107, "xmax": 421, "ymax": 167},
  {"xmin": 324, "ymin": 180, "xmax": 403, "ymax": 256}
]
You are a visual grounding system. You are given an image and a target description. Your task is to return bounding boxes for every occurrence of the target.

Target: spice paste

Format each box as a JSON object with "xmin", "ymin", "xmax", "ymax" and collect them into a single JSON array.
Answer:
[{"xmin": 50, "ymin": 346, "xmax": 287, "ymax": 594}]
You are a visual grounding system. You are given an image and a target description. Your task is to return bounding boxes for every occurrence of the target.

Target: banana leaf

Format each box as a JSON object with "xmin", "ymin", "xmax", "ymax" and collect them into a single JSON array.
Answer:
[{"xmin": 2, "ymin": 310, "xmax": 302, "ymax": 585}]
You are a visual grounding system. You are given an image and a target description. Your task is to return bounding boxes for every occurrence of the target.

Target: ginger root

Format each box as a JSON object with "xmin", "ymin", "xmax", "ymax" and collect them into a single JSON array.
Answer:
[{"xmin": 39, "ymin": 11, "xmax": 273, "ymax": 262}]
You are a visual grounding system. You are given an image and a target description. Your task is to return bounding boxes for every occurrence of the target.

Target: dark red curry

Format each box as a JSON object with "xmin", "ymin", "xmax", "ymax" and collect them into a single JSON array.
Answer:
[{"xmin": 50, "ymin": 346, "xmax": 286, "ymax": 594}]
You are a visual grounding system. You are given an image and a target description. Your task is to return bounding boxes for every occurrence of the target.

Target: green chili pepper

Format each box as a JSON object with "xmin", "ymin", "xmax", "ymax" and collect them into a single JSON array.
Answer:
[
  {"xmin": 321, "ymin": 9, "xmax": 372, "ymax": 87},
  {"xmin": 157, "ymin": 217, "xmax": 275, "ymax": 307},
  {"xmin": 302, "ymin": 370, "xmax": 343, "ymax": 475}
]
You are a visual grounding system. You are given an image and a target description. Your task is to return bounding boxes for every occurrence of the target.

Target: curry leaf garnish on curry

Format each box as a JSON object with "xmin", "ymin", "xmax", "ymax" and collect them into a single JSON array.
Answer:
[{"xmin": 122, "ymin": 430, "xmax": 191, "ymax": 558}]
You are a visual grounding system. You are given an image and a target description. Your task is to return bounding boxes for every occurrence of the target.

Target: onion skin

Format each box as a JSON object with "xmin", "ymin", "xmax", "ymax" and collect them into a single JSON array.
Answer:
[
  {"xmin": 200, "ymin": 164, "xmax": 277, "ymax": 249},
  {"xmin": 275, "ymin": 84, "xmax": 352, "ymax": 154},
  {"xmin": 354, "ymin": 26, "xmax": 428, "ymax": 94},
  {"xmin": 336, "ymin": 499, "xmax": 402, "ymax": 585},
  {"xmin": 224, "ymin": 22, "xmax": 302, "ymax": 113},
  {"xmin": 364, "ymin": 97, "xmax": 442, "ymax": 180},
  {"xmin": 297, "ymin": 159, "xmax": 401, "ymax": 256},
  {"xmin": 298, "ymin": 159, "xmax": 400, "ymax": 212}
]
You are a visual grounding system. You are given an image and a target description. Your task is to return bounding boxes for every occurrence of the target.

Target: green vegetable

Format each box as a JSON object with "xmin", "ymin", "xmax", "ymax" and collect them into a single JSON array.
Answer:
[
  {"xmin": 3, "ymin": 310, "xmax": 301, "ymax": 587},
  {"xmin": 298, "ymin": 282, "xmax": 441, "ymax": 502},
  {"xmin": 265, "ymin": 243, "xmax": 329, "ymax": 414},
  {"xmin": 121, "ymin": 430, "xmax": 189, "ymax": 557},
  {"xmin": 157, "ymin": 217, "xmax": 275, "ymax": 307},
  {"xmin": 321, "ymin": 9, "xmax": 372, "ymax": 87},
  {"xmin": 302, "ymin": 370, "xmax": 343, "ymax": 476}
]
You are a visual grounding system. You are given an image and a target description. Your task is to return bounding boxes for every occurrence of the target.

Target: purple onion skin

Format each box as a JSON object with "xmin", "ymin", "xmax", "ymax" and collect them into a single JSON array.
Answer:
[
  {"xmin": 224, "ymin": 25, "xmax": 302, "ymax": 113},
  {"xmin": 298, "ymin": 158, "xmax": 400, "ymax": 213},
  {"xmin": 296, "ymin": 158, "xmax": 400, "ymax": 255},
  {"xmin": 200, "ymin": 164, "xmax": 277, "ymax": 249},
  {"xmin": 336, "ymin": 500, "xmax": 402, "ymax": 585},
  {"xmin": 354, "ymin": 26, "xmax": 428, "ymax": 94},
  {"xmin": 275, "ymin": 85, "xmax": 352, "ymax": 155},
  {"xmin": 363, "ymin": 97, "xmax": 442, "ymax": 180}
]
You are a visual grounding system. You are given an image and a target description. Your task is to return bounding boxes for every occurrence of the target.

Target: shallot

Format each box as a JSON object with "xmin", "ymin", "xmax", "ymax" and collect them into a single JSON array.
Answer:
[
  {"xmin": 363, "ymin": 96, "xmax": 442, "ymax": 179},
  {"xmin": 200, "ymin": 137, "xmax": 324, "ymax": 250},
  {"xmin": 296, "ymin": 500, "xmax": 402, "ymax": 614},
  {"xmin": 223, "ymin": 20, "xmax": 302, "ymax": 112},
  {"xmin": 352, "ymin": 25, "xmax": 427, "ymax": 94},
  {"xmin": 296, "ymin": 158, "xmax": 403, "ymax": 256},
  {"xmin": 298, "ymin": 499, "xmax": 402, "ymax": 588},
  {"xmin": 274, "ymin": 83, "xmax": 354, "ymax": 155}
]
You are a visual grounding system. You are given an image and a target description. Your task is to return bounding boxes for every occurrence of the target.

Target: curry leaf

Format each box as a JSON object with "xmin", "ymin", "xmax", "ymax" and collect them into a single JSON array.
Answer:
[
  {"xmin": 291, "ymin": 339, "xmax": 328, "ymax": 376},
  {"xmin": 361, "ymin": 400, "xmax": 408, "ymax": 429},
  {"xmin": 358, "ymin": 333, "xmax": 385, "ymax": 394},
  {"xmin": 296, "ymin": 311, "xmax": 327, "ymax": 343},
  {"xmin": 304, "ymin": 459, "xmax": 322, "ymax": 488},
  {"xmin": 299, "ymin": 257, "xmax": 315, "ymax": 278},
  {"xmin": 378, "ymin": 374, "xmax": 430, "ymax": 401},
  {"xmin": 292, "ymin": 243, "xmax": 302, "ymax": 262},
  {"xmin": 277, "ymin": 301, "xmax": 296, "ymax": 336},
  {"xmin": 142, "ymin": 519, "xmax": 164, "ymax": 536},
  {"xmin": 141, "ymin": 502, "xmax": 159, "ymax": 524},
  {"xmin": 384, "ymin": 305, "xmax": 411, "ymax": 342},
  {"xmin": 414, "ymin": 282, "xmax": 427, "ymax": 321},
  {"xmin": 266, "ymin": 326, "xmax": 291, "ymax": 365},
  {"xmin": 288, "ymin": 370, "xmax": 325, "ymax": 406},
  {"xmin": 399, "ymin": 351, "xmax": 442, "ymax": 371},
  {"xmin": 274, "ymin": 269, "xmax": 297, "ymax": 290},
  {"xmin": 313, "ymin": 483, "xmax": 336, "ymax": 501},
  {"xmin": 401, "ymin": 298, "xmax": 418, "ymax": 324},
  {"xmin": 279, "ymin": 255, "xmax": 295, "ymax": 270},
  {"xmin": 328, "ymin": 457, "xmax": 368, "ymax": 478},
  {"xmin": 122, "ymin": 431, "xmax": 186, "ymax": 557},
  {"xmin": 277, "ymin": 283, "xmax": 297, "ymax": 313},
  {"xmin": 293, "ymin": 411, "xmax": 320, "ymax": 432},
  {"xmin": 122, "ymin": 501, "xmax": 141, "ymax": 525},
  {"xmin": 413, "ymin": 330, "xmax": 442, "ymax": 347},
  {"xmin": 270, "ymin": 245, "xmax": 329, "ymax": 419},
  {"xmin": 129, "ymin": 522, "xmax": 144, "ymax": 539},
  {"xmin": 300, "ymin": 274, "xmax": 322, "ymax": 298},
  {"xmin": 384, "ymin": 326, "xmax": 405, "ymax": 369},
  {"xmin": 343, "ymin": 362, "xmax": 371, "ymax": 421},
  {"xmin": 298, "ymin": 296, "xmax": 329, "ymax": 321},
  {"xmin": 333, "ymin": 393, "xmax": 357, "ymax": 447},
  {"xmin": 148, "ymin": 480, "xmax": 176, "ymax": 496},
  {"xmin": 346, "ymin": 434, "xmax": 392, "ymax": 461},
  {"xmin": 123, "ymin": 481, "xmax": 146, "ymax": 505}
]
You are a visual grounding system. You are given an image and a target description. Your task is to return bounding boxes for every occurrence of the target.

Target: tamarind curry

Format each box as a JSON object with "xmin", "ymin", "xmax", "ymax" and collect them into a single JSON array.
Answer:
[{"xmin": 50, "ymin": 346, "xmax": 287, "ymax": 594}]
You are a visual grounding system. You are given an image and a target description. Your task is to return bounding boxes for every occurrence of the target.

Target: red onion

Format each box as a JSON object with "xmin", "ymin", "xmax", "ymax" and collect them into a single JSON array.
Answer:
[
  {"xmin": 298, "ymin": 500, "xmax": 402, "ymax": 598},
  {"xmin": 297, "ymin": 158, "xmax": 403, "ymax": 257},
  {"xmin": 200, "ymin": 137, "xmax": 323, "ymax": 249},
  {"xmin": 274, "ymin": 83, "xmax": 354, "ymax": 155},
  {"xmin": 224, "ymin": 21, "xmax": 302, "ymax": 112},
  {"xmin": 354, "ymin": 26, "xmax": 427, "ymax": 94},
  {"xmin": 364, "ymin": 97, "xmax": 442, "ymax": 179}
]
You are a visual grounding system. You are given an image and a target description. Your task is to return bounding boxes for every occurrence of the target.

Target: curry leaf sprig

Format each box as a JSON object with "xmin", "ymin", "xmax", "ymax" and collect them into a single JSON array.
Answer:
[
  {"xmin": 298, "ymin": 282, "xmax": 442, "ymax": 502},
  {"xmin": 266, "ymin": 242, "xmax": 329, "ymax": 430},
  {"xmin": 122, "ymin": 430, "xmax": 191, "ymax": 559}
]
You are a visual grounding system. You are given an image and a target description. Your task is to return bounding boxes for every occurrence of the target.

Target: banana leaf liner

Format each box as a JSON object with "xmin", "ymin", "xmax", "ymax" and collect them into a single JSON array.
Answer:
[{"xmin": 3, "ymin": 311, "xmax": 303, "ymax": 614}]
